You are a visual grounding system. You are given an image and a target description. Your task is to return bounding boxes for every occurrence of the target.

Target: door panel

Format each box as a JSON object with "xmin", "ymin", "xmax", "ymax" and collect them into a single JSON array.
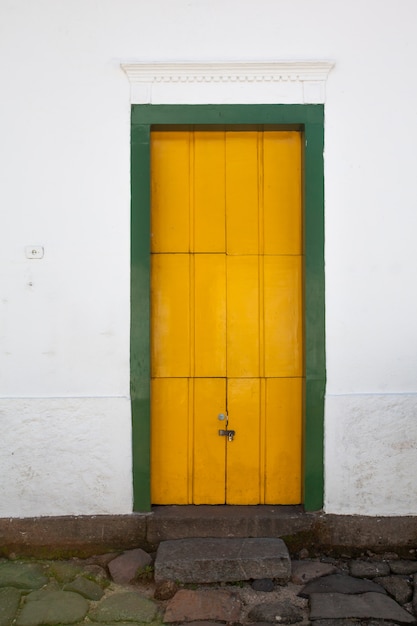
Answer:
[
  {"xmin": 226, "ymin": 256, "xmax": 260, "ymax": 378},
  {"xmin": 264, "ymin": 377, "xmax": 303, "ymax": 503},
  {"xmin": 193, "ymin": 378, "xmax": 226, "ymax": 504},
  {"xmin": 151, "ymin": 377, "xmax": 190, "ymax": 503},
  {"xmin": 150, "ymin": 127, "xmax": 303, "ymax": 504},
  {"xmin": 263, "ymin": 255, "xmax": 303, "ymax": 377},
  {"xmin": 151, "ymin": 254, "xmax": 190, "ymax": 378},
  {"xmin": 226, "ymin": 378, "xmax": 261, "ymax": 504},
  {"xmin": 151, "ymin": 130, "xmax": 190, "ymax": 253},
  {"xmin": 263, "ymin": 130, "xmax": 303, "ymax": 255},
  {"xmin": 194, "ymin": 130, "xmax": 226, "ymax": 253},
  {"xmin": 194, "ymin": 254, "xmax": 226, "ymax": 378},
  {"xmin": 225, "ymin": 131, "xmax": 260, "ymax": 255}
]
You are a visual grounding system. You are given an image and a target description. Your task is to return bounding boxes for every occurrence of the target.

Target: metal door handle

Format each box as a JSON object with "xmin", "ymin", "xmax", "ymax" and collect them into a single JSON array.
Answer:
[{"xmin": 218, "ymin": 429, "xmax": 235, "ymax": 442}]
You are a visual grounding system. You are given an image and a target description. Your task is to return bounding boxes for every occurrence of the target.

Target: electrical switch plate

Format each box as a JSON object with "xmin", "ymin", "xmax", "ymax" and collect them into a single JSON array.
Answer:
[{"xmin": 25, "ymin": 246, "xmax": 44, "ymax": 259}]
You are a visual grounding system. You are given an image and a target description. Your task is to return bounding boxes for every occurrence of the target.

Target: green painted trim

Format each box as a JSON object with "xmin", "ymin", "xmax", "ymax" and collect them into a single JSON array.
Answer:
[
  {"xmin": 131, "ymin": 104, "xmax": 324, "ymax": 126},
  {"xmin": 130, "ymin": 124, "xmax": 151, "ymax": 511},
  {"xmin": 303, "ymin": 120, "xmax": 326, "ymax": 511},
  {"xmin": 130, "ymin": 104, "xmax": 326, "ymax": 512}
]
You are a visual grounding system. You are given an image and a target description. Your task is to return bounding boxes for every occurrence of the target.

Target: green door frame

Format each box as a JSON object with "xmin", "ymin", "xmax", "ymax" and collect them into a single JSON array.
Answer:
[{"xmin": 130, "ymin": 104, "xmax": 326, "ymax": 512}]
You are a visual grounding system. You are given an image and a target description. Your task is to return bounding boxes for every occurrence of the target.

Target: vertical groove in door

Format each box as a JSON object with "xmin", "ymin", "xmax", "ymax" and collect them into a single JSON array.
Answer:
[
  {"xmin": 188, "ymin": 378, "xmax": 194, "ymax": 502},
  {"xmin": 224, "ymin": 134, "xmax": 229, "ymax": 503},
  {"xmin": 258, "ymin": 255, "xmax": 265, "ymax": 379},
  {"xmin": 224, "ymin": 132, "xmax": 229, "ymax": 504},
  {"xmin": 224, "ymin": 129, "xmax": 229, "ymax": 505},
  {"xmin": 189, "ymin": 253, "xmax": 196, "ymax": 377},
  {"xmin": 257, "ymin": 129, "xmax": 265, "ymax": 255},
  {"xmin": 259, "ymin": 377, "xmax": 267, "ymax": 503},
  {"xmin": 188, "ymin": 128, "xmax": 195, "ymax": 504},
  {"xmin": 258, "ymin": 131, "xmax": 266, "ymax": 503},
  {"xmin": 189, "ymin": 129, "xmax": 195, "ymax": 254},
  {"xmin": 258, "ymin": 131, "xmax": 266, "ymax": 380}
]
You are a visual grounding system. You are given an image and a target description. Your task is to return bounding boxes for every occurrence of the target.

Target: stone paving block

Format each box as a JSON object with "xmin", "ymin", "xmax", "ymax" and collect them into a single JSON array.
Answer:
[
  {"xmin": 88, "ymin": 592, "xmax": 158, "ymax": 623},
  {"xmin": 72, "ymin": 623, "xmax": 149, "ymax": 626},
  {"xmin": 0, "ymin": 562, "xmax": 48, "ymax": 590},
  {"xmin": 250, "ymin": 623, "xmax": 300, "ymax": 626},
  {"xmin": 164, "ymin": 589, "xmax": 241, "ymax": 623},
  {"xmin": 48, "ymin": 561, "xmax": 85, "ymax": 583},
  {"xmin": 16, "ymin": 590, "xmax": 88, "ymax": 626},
  {"xmin": 23, "ymin": 585, "xmax": 59, "ymax": 601},
  {"xmin": 310, "ymin": 621, "xmax": 364, "ymax": 626},
  {"xmin": 299, "ymin": 573, "xmax": 386, "ymax": 598},
  {"xmin": 348, "ymin": 559, "xmax": 390, "ymax": 578},
  {"xmin": 0, "ymin": 587, "xmax": 21, "ymax": 626},
  {"xmin": 310, "ymin": 619, "xmax": 397, "ymax": 626},
  {"xmin": 309, "ymin": 591, "xmax": 417, "ymax": 623},
  {"xmin": 390, "ymin": 560, "xmax": 417, "ymax": 575},
  {"xmin": 64, "ymin": 576, "xmax": 105, "ymax": 600},
  {"xmin": 108, "ymin": 549, "xmax": 152, "ymax": 585},
  {"xmin": 173, "ymin": 622, "xmax": 224, "ymax": 626},
  {"xmin": 154, "ymin": 580, "xmax": 178, "ymax": 600},
  {"xmin": 374, "ymin": 574, "xmax": 413, "ymax": 604},
  {"xmin": 413, "ymin": 574, "xmax": 417, "ymax": 615},
  {"xmin": 85, "ymin": 553, "xmax": 120, "ymax": 568},
  {"xmin": 155, "ymin": 537, "xmax": 290, "ymax": 583},
  {"xmin": 251, "ymin": 578, "xmax": 275, "ymax": 591},
  {"xmin": 291, "ymin": 560, "xmax": 338, "ymax": 584},
  {"xmin": 82, "ymin": 564, "xmax": 109, "ymax": 584},
  {"xmin": 248, "ymin": 600, "xmax": 304, "ymax": 624}
]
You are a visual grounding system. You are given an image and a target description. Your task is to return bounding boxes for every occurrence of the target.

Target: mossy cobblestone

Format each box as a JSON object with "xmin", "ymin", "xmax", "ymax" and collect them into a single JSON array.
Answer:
[
  {"xmin": 88, "ymin": 592, "xmax": 159, "ymax": 623},
  {"xmin": 0, "ymin": 563, "xmax": 48, "ymax": 590},
  {"xmin": 0, "ymin": 588, "xmax": 21, "ymax": 626},
  {"xmin": 16, "ymin": 590, "xmax": 88, "ymax": 626},
  {"xmin": 1, "ymin": 545, "xmax": 417, "ymax": 625},
  {"xmin": 0, "ymin": 558, "xmax": 161, "ymax": 626},
  {"xmin": 63, "ymin": 576, "xmax": 105, "ymax": 600}
]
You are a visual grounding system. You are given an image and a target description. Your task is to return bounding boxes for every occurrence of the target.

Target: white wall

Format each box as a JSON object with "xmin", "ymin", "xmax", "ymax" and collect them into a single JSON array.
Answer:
[{"xmin": 1, "ymin": 0, "xmax": 417, "ymax": 516}]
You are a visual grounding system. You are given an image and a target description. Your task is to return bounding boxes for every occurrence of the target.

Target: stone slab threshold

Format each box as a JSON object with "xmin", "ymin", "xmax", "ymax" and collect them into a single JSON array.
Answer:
[
  {"xmin": 154, "ymin": 537, "xmax": 291, "ymax": 583},
  {"xmin": 1, "ymin": 506, "xmax": 417, "ymax": 558}
]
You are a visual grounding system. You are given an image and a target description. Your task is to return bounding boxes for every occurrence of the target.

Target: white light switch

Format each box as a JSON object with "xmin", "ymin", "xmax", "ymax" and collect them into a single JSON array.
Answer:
[{"xmin": 25, "ymin": 246, "xmax": 44, "ymax": 259}]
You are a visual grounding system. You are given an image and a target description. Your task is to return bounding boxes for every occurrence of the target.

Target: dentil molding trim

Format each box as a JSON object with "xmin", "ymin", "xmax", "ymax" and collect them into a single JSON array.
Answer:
[{"xmin": 121, "ymin": 61, "xmax": 334, "ymax": 105}]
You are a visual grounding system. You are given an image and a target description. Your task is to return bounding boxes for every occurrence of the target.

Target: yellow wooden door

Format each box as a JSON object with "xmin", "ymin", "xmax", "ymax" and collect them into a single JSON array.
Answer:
[{"xmin": 150, "ymin": 127, "xmax": 303, "ymax": 504}]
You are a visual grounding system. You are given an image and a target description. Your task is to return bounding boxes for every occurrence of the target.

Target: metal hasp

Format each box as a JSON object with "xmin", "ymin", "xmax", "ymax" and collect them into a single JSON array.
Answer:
[{"xmin": 219, "ymin": 429, "xmax": 236, "ymax": 442}]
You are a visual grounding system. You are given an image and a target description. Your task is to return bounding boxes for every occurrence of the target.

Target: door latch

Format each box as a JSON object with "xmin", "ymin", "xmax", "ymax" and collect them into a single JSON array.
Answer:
[{"xmin": 219, "ymin": 429, "xmax": 236, "ymax": 442}]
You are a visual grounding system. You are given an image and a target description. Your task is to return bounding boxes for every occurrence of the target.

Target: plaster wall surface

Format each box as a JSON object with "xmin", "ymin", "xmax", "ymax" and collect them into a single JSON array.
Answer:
[
  {"xmin": 1, "ymin": 0, "xmax": 417, "ymax": 516},
  {"xmin": 0, "ymin": 398, "xmax": 132, "ymax": 516}
]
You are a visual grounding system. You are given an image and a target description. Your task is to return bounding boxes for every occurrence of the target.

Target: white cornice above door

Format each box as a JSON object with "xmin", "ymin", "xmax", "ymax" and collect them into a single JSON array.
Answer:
[{"xmin": 121, "ymin": 61, "xmax": 334, "ymax": 105}]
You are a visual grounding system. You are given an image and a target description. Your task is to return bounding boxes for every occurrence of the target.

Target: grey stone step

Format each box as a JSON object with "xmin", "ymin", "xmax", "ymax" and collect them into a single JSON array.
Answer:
[{"xmin": 154, "ymin": 537, "xmax": 291, "ymax": 584}]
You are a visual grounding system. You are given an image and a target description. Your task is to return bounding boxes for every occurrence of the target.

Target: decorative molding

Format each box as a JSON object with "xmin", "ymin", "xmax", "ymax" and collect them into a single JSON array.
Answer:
[
  {"xmin": 121, "ymin": 61, "xmax": 334, "ymax": 83},
  {"xmin": 121, "ymin": 61, "xmax": 334, "ymax": 105}
]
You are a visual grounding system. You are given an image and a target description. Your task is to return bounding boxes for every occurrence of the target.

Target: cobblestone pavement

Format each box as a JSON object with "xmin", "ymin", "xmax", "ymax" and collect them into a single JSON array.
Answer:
[{"xmin": 1, "ymin": 545, "xmax": 417, "ymax": 625}]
